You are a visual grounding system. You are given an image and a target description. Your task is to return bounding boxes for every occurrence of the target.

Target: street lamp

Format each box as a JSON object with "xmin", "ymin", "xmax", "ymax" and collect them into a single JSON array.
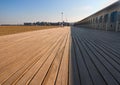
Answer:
[{"xmin": 61, "ymin": 12, "xmax": 63, "ymax": 27}]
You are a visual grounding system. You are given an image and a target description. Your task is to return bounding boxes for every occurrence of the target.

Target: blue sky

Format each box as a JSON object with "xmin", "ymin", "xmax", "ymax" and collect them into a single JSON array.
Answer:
[{"xmin": 0, "ymin": 0, "xmax": 118, "ymax": 24}]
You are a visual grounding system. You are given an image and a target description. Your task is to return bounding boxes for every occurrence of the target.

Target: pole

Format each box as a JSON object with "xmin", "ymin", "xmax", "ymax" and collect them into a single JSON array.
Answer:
[{"xmin": 61, "ymin": 12, "xmax": 63, "ymax": 27}]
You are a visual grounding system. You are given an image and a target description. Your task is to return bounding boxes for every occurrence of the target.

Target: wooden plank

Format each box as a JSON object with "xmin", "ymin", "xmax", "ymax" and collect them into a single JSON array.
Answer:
[
  {"xmin": 70, "ymin": 27, "xmax": 120, "ymax": 85},
  {"xmin": 55, "ymin": 28, "xmax": 70, "ymax": 85},
  {"xmin": 0, "ymin": 27, "xmax": 70, "ymax": 85}
]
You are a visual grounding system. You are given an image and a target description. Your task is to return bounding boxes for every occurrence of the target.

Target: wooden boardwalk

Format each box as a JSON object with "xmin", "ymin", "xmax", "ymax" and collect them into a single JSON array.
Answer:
[
  {"xmin": 70, "ymin": 27, "xmax": 120, "ymax": 85},
  {"xmin": 0, "ymin": 26, "xmax": 120, "ymax": 85},
  {"xmin": 0, "ymin": 27, "xmax": 70, "ymax": 85}
]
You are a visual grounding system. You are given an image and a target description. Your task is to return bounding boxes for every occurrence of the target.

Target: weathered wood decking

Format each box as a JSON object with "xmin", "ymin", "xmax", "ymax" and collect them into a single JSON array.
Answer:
[
  {"xmin": 0, "ymin": 27, "xmax": 70, "ymax": 85},
  {"xmin": 0, "ymin": 26, "xmax": 120, "ymax": 85},
  {"xmin": 70, "ymin": 27, "xmax": 120, "ymax": 85}
]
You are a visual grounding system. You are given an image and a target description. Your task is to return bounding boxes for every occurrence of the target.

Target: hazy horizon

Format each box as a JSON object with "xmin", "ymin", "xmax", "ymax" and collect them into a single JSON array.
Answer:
[{"xmin": 0, "ymin": 0, "xmax": 118, "ymax": 25}]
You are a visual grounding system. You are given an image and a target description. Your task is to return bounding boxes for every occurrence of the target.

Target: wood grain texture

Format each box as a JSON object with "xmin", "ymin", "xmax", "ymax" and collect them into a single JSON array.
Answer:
[
  {"xmin": 0, "ymin": 27, "xmax": 70, "ymax": 85},
  {"xmin": 70, "ymin": 27, "xmax": 120, "ymax": 85}
]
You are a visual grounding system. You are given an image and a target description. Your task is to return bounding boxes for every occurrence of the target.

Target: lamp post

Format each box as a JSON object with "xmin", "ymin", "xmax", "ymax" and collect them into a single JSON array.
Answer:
[{"xmin": 61, "ymin": 12, "xmax": 63, "ymax": 27}]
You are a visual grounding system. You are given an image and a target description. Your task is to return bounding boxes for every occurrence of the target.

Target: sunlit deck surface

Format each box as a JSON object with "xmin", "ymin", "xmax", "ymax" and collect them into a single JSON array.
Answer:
[
  {"xmin": 0, "ymin": 27, "xmax": 120, "ymax": 85},
  {"xmin": 70, "ymin": 27, "xmax": 120, "ymax": 85},
  {"xmin": 0, "ymin": 27, "xmax": 70, "ymax": 85}
]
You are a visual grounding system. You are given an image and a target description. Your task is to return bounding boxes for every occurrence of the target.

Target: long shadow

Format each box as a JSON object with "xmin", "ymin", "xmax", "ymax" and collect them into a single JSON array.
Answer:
[
  {"xmin": 69, "ymin": 26, "xmax": 81, "ymax": 85},
  {"xmin": 69, "ymin": 26, "xmax": 120, "ymax": 85}
]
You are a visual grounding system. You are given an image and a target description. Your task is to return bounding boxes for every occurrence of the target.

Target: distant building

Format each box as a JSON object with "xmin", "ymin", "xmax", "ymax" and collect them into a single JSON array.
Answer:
[{"xmin": 24, "ymin": 23, "xmax": 33, "ymax": 26}]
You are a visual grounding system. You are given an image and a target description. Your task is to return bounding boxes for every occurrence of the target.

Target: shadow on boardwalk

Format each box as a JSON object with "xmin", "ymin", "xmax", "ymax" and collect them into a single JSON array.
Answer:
[{"xmin": 69, "ymin": 26, "xmax": 120, "ymax": 85}]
